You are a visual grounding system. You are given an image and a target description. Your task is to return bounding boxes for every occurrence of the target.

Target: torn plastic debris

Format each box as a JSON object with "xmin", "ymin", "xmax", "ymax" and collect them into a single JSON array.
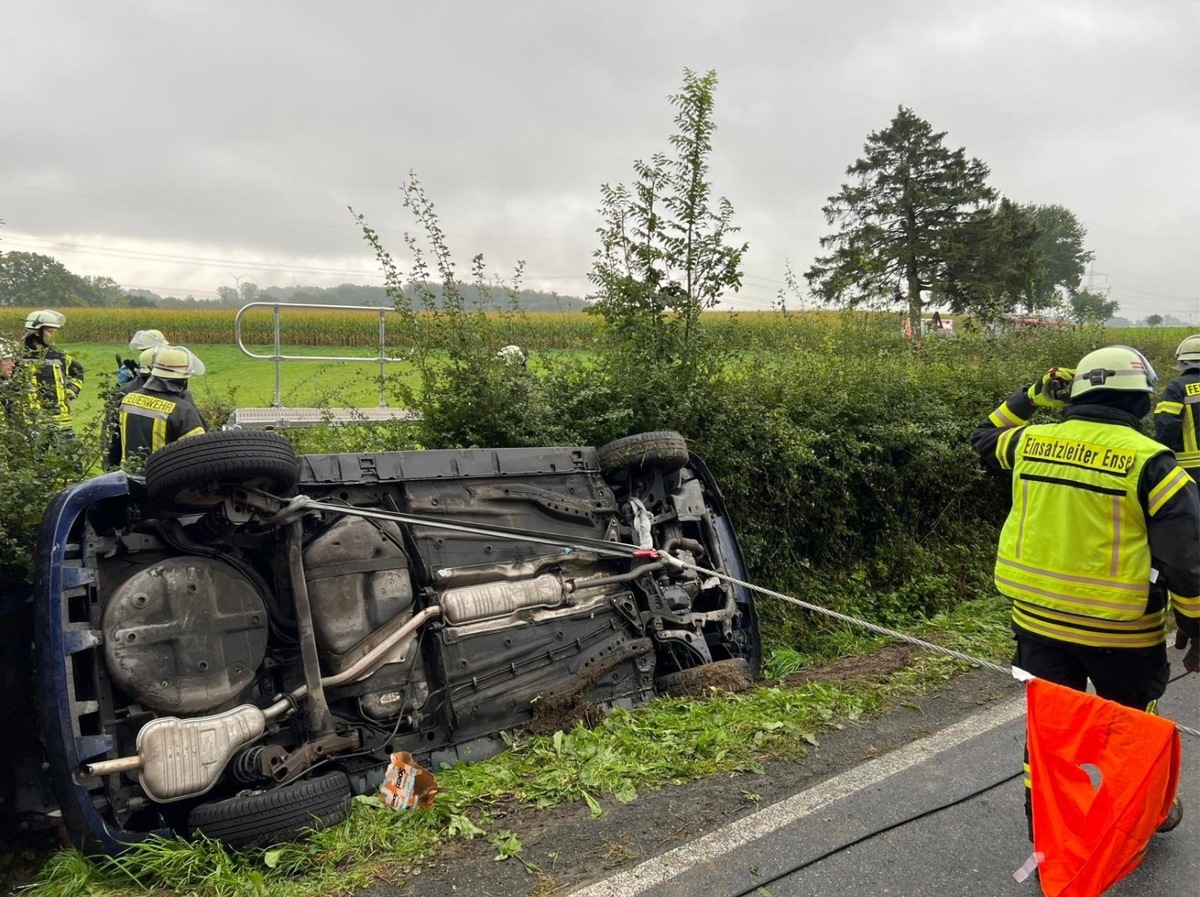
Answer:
[{"xmin": 378, "ymin": 751, "xmax": 438, "ymax": 811}]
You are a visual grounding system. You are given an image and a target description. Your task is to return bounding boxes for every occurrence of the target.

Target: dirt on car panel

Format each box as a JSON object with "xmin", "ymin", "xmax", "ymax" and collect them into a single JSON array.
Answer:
[{"xmin": 526, "ymin": 693, "xmax": 605, "ymax": 737}]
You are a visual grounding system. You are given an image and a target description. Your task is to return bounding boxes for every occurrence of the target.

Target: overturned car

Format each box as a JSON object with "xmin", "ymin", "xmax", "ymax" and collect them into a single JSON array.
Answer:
[{"xmin": 33, "ymin": 430, "xmax": 759, "ymax": 852}]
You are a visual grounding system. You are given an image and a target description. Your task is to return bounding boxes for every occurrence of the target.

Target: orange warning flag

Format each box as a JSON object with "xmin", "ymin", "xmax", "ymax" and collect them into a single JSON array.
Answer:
[{"xmin": 1026, "ymin": 678, "xmax": 1181, "ymax": 897}]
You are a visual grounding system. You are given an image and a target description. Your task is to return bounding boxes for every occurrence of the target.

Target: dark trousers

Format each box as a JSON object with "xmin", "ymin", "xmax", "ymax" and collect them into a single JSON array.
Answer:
[{"xmin": 1013, "ymin": 631, "xmax": 1170, "ymax": 839}]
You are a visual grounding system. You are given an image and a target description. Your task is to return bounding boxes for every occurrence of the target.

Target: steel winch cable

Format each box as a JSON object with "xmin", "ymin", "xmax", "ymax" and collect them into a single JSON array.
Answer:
[
  {"xmin": 660, "ymin": 551, "xmax": 1200, "ymax": 740},
  {"xmin": 254, "ymin": 492, "xmax": 1200, "ymax": 738}
]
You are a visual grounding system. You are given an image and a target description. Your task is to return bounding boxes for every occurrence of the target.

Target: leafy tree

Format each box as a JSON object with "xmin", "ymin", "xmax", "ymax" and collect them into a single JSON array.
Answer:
[
  {"xmin": 1146, "ymin": 313, "xmax": 1164, "ymax": 328},
  {"xmin": 588, "ymin": 68, "xmax": 746, "ymax": 375},
  {"xmin": 942, "ymin": 198, "xmax": 1040, "ymax": 323},
  {"xmin": 80, "ymin": 275, "xmax": 126, "ymax": 307},
  {"xmin": 1024, "ymin": 204, "xmax": 1093, "ymax": 312},
  {"xmin": 0, "ymin": 251, "xmax": 90, "ymax": 307},
  {"xmin": 806, "ymin": 106, "xmax": 995, "ymax": 341},
  {"xmin": 1067, "ymin": 289, "xmax": 1119, "ymax": 326}
]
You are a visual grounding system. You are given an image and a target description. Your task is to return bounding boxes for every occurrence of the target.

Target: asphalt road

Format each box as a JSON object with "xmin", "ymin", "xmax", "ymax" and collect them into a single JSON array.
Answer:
[{"xmin": 567, "ymin": 658, "xmax": 1199, "ymax": 897}]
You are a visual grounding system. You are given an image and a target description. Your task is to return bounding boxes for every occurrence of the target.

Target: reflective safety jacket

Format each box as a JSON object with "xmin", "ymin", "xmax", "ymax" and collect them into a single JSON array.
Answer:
[
  {"xmin": 972, "ymin": 390, "xmax": 1200, "ymax": 648},
  {"xmin": 24, "ymin": 346, "xmax": 84, "ymax": 430},
  {"xmin": 114, "ymin": 382, "xmax": 206, "ymax": 466},
  {"xmin": 1154, "ymin": 368, "xmax": 1200, "ymax": 473}
]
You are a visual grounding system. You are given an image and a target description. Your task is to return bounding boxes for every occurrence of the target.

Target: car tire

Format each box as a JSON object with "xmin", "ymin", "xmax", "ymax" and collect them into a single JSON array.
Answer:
[
  {"xmin": 187, "ymin": 771, "xmax": 352, "ymax": 849},
  {"xmin": 655, "ymin": 657, "xmax": 753, "ymax": 698},
  {"xmin": 597, "ymin": 431, "xmax": 689, "ymax": 479},
  {"xmin": 145, "ymin": 430, "xmax": 300, "ymax": 508}
]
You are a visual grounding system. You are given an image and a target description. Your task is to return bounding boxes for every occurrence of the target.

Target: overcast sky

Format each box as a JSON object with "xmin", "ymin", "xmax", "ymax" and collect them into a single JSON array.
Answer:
[{"xmin": 1, "ymin": 0, "xmax": 1197, "ymax": 321}]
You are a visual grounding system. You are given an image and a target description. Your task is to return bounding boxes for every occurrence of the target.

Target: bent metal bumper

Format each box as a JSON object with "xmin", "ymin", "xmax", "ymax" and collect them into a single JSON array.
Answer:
[{"xmin": 34, "ymin": 472, "xmax": 168, "ymax": 852}]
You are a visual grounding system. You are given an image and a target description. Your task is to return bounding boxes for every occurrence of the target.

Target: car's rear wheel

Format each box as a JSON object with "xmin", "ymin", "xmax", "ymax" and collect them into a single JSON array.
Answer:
[
  {"xmin": 145, "ymin": 430, "xmax": 300, "ymax": 508},
  {"xmin": 187, "ymin": 771, "xmax": 352, "ymax": 849},
  {"xmin": 597, "ymin": 431, "xmax": 689, "ymax": 480}
]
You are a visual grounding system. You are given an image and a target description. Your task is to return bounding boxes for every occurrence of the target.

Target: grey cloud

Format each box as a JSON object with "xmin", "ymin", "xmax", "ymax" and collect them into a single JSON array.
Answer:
[{"xmin": 1, "ymin": 0, "xmax": 1196, "ymax": 316}]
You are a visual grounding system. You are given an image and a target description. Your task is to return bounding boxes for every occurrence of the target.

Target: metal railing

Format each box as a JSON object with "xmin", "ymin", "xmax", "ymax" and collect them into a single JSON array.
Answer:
[{"xmin": 233, "ymin": 302, "xmax": 411, "ymax": 408}]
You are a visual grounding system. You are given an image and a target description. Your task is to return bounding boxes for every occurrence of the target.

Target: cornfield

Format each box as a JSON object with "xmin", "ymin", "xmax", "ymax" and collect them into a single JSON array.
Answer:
[
  {"xmin": 4, "ymin": 306, "xmax": 884, "ymax": 350},
  {"xmin": 5, "ymin": 306, "xmax": 1186, "ymax": 359}
]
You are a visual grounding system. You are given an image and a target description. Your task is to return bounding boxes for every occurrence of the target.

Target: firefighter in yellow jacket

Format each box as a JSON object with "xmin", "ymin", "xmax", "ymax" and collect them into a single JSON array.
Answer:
[
  {"xmin": 21, "ymin": 309, "xmax": 85, "ymax": 436},
  {"xmin": 1154, "ymin": 333, "xmax": 1200, "ymax": 475},
  {"xmin": 971, "ymin": 345, "xmax": 1200, "ymax": 836},
  {"xmin": 111, "ymin": 345, "xmax": 206, "ymax": 468}
]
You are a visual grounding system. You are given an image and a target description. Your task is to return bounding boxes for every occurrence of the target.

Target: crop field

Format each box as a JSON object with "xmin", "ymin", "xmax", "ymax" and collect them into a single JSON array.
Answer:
[{"xmin": 5, "ymin": 305, "xmax": 890, "ymax": 352}]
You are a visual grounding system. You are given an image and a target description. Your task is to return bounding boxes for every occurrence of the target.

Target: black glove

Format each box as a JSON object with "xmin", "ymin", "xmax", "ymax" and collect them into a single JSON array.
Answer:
[{"xmin": 1176, "ymin": 628, "xmax": 1199, "ymax": 674}]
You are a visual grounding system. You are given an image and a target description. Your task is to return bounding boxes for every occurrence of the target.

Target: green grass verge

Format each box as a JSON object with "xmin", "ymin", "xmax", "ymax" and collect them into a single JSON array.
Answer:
[
  {"xmin": 58, "ymin": 343, "xmax": 423, "ymax": 426},
  {"xmin": 19, "ymin": 595, "xmax": 1014, "ymax": 897}
]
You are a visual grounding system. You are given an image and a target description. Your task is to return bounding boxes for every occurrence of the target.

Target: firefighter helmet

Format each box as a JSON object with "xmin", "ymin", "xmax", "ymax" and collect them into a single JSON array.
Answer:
[
  {"xmin": 129, "ymin": 329, "xmax": 167, "ymax": 352},
  {"xmin": 1174, "ymin": 334, "xmax": 1200, "ymax": 370},
  {"xmin": 1069, "ymin": 345, "xmax": 1158, "ymax": 399},
  {"xmin": 497, "ymin": 345, "xmax": 526, "ymax": 366},
  {"xmin": 137, "ymin": 347, "xmax": 159, "ymax": 374},
  {"xmin": 151, "ymin": 346, "xmax": 206, "ymax": 380},
  {"xmin": 23, "ymin": 309, "xmax": 66, "ymax": 335}
]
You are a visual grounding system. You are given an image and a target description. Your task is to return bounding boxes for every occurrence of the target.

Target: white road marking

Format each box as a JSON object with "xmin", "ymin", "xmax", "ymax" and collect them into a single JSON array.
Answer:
[{"xmin": 567, "ymin": 696, "xmax": 1026, "ymax": 896}]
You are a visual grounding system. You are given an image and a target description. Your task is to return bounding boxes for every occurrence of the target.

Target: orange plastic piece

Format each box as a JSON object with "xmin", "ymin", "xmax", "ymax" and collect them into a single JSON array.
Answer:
[
  {"xmin": 378, "ymin": 751, "xmax": 439, "ymax": 811},
  {"xmin": 1026, "ymin": 678, "xmax": 1181, "ymax": 897}
]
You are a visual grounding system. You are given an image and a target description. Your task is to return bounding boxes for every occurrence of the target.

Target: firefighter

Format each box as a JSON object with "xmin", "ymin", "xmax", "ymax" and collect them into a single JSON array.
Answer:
[
  {"xmin": 111, "ymin": 345, "xmax": 207, "ymax": 468},
  {"xmin": 970, "ymin": 345, "xmax": 1200, "ymax": 838},
  {"xmin": 120, "ymin": 346, "xmax": 162, "ymax": 397},
  {"xmin": 21, "ymin": 309, "xmax": 85, "ymax": 437},
  {"xmin": 117, "ymin": 329, "xmax": 168, "ymax": 388},
  {"xmin": 1154, "ymin": 333, "xmax": 1200, "ymax": 476}
]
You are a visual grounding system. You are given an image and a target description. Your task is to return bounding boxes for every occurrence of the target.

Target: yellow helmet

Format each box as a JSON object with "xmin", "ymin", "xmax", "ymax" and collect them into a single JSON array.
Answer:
[
  {"xmin": 129, "ymin": 329, "xmax": 167, "ymax": 352},
  {"xmin": 137, "ymin": 347, "xmax": 159, "ymax": 374},
  {"xmin": 1175, "ymin": 334, "xmax": 1200, "ymax": 370},
  {"xmin": 151, "ymin": 346, "xmax": 206, "ymax": 380},
  {"xmin": 1069, "ymin": 345, "xmax": 1158, "ymax": 399}
]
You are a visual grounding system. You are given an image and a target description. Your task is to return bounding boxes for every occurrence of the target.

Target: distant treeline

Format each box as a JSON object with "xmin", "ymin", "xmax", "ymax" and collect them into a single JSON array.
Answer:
[{"xmin": 0, "ymin": 249, "xmax": 589, "ymax": 312}]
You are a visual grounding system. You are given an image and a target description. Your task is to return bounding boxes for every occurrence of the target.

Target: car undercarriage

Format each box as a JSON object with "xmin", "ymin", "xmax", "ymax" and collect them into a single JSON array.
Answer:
[{"xmin": 30, "ymin": 430, "xmax": 759, "ymax": 852}]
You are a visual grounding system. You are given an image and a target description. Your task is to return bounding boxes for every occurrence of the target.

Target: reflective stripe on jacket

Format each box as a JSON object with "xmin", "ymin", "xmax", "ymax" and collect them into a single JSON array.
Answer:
[
  {"xmin": 26, "ymin": 348, "xmax": 84, "ymax": 429},
  {"xmin": 973, "ymin": 391, "xmax": 1200, "ymax": 647},
  {"xmin": 116, "ymin": 388, "xmax": 206, "ymax": 465},
  {"xmin": 1154, "ymin": 370, "xmax": 1200, "ymax": 471},
  {"xmin": 995, "ymin": 417, "xmax": 1179, "ymax": 622}
]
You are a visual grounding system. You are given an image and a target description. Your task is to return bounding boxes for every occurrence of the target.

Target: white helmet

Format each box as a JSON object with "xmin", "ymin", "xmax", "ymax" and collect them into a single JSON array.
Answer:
[
  {"xmin": 1174, "ymin": 334, "xmax": 1200, "ymax": 370},
  {"xmin": 1069, "ymin": 345, "xmax": 1158, "ymax": 399},
  {"xmin": 129, "ymin": 329, "xmax": 167, "ymax": 352},
  {"xmin": 23, "ymin": 309, "xmax": 66, "ymax": 334},
  {"xmin": 497, "ymin": 345, "xmax": 526, "ymax": 366},
  {"xmin": 151, "ymin": 346, "xmax": 206, "ymax": 380}
]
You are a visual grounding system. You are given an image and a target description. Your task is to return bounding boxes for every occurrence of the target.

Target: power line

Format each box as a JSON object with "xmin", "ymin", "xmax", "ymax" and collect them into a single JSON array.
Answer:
[{"xmin": 1110, "ymin": 283, "xmax": 1194, "ymax": 302}]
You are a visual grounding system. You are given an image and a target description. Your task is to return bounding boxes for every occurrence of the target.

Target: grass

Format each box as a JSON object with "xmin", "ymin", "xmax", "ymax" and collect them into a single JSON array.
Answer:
[
  {"xmin": 59, "ymin": 343, "xmax": 423, "ymax": 426},
  {"xmin": 20, "ymin": 594, "xmax": 1014, "ymax": 897}
]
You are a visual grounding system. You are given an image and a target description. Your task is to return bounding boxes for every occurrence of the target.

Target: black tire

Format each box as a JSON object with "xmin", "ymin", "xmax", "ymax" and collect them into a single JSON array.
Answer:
[
  {"xmin": 145, "ymin": 430, "xmax": 300, "ymax": 508},
  {"xmin": 656, "ymin": 657, "xmax": 753, "ymax": 698},
  {"xmin": 188, "ymin": 771, "xmax": 352, "ymax": 849},
  {"xmin": 597, "ymin": 431, "xmax": 689, "ymax": 479}
]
